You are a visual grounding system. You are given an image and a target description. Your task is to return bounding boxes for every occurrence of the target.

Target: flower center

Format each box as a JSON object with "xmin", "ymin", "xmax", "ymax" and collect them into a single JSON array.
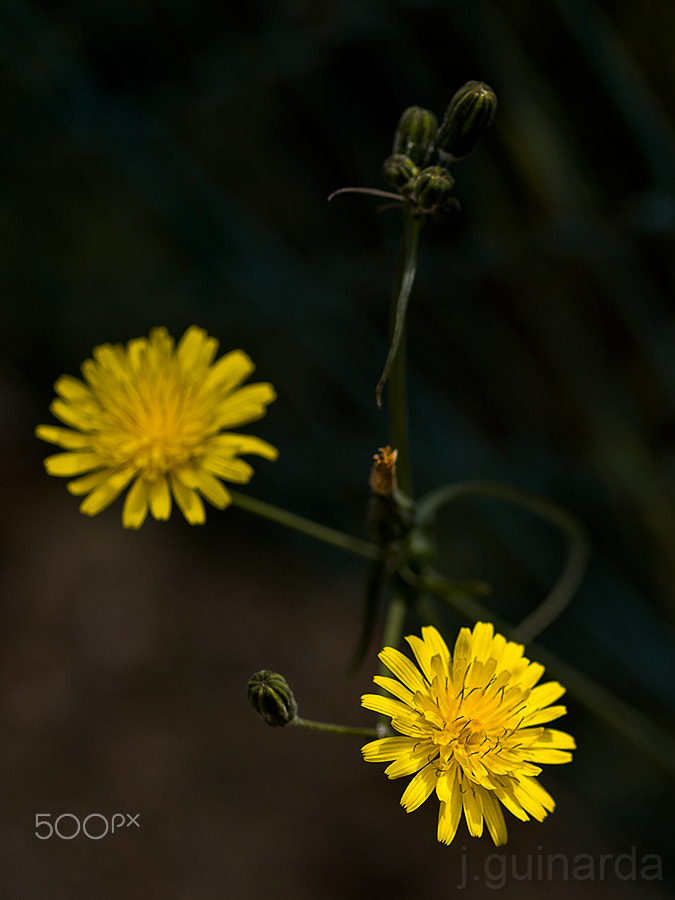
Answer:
[
  {"xmin": 94, "ymin": 382, "xmax": 208, "ymax": 477},
  {"xmin": 429, "ymin": 713, "xmax": 498, "ymax": 774}
]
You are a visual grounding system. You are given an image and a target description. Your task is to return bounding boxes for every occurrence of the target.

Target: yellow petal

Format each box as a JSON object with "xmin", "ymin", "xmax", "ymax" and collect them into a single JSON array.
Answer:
[
  {"xmin": 480, "ymin": 788, "xmax": 508, "ymax": 846},
  {"xmin": 201, "ymin": 455, "xmax": 254, "ymax": 483},
  {"xmin": 527, "ymin": 681, "xmax": 566, "ymax": 710},
  {"xmin": 149, "ymin": 477, "xmax": 172, "ymax": 521},
  {"xmin": 521, "ymin": 705, "xmax": 568, "ymax": 727},
  {"xmin": 400, "ymin": 764, "xmax": 437, "ymax": 812},
  {"xmin": 79, "ymin": 469, "xmax": 136, "ymax": 516},
  {"xmin": 211, "ymin": 434, "xmax": 279, "ymax": 460},
  {"xmin": 177, "ymin": 325, "xmax": 217, "ymax": 371},
  {"xmin": 511, "ymin": 775, "xmax": 555, "ymax": 821},
  {"xmin": 378, "ymin": 646, "xmax": 426, "ymax": 694},
  {"xmin": 44, "ymin": 452, "xmax": 102, "ymax": 477},
  {"xmin": 360, "ymin": 693, "xmax": 412, "ymax": 720},
  {"xmin": 384, "ymin": 744, "xmax": 435, "ymax": 779},
  {"xmin": 216, "ymin": 383, "xmax": 277, "ymax": 428},
  {"xmin": 437, "ymin": 790, "xmax": 462, "ymax": 846},
  {"xmin": 192, "ymin": 471, "xmax": 231, "ymax": 509},
  {"xmin": 203, "ymin": 349, "xmax": 255, "ymax": 394},
  {"xmin": 170, "ymin": 475, "xmax": 205, "ymax": 524},
  {"xmin": 461, "ymin": 781, "xmax": 484, "ymax": 837},
  {"xmin": 361, "ymin": 737, "xmax": 417, "ymax": 763},
  {"xmin": 53, "ymin": 374, "xmax": 92, "ymax": 404},
  {"xmin": 122, "ymin": 478, "xmax": 150, "ymax": 529},
  {"xmin": 35, "ymin": 425, "xmax": 92, "ymax": 450},
  {"xmin": 469, "ymin": 621, "xmax": 494, "ymax": 662},
  {"xmin": 372, "ymin": 675, "xmax": 415, "ymax": 706},
  {"xmin": 67, "ymin": 470, "xmax": 111, "ymax": 496}
]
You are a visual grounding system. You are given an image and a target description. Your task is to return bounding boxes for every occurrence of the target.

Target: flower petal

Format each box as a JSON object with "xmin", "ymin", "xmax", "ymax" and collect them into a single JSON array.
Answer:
[
  {"xmin": 480, "ymin": 788, "xmax": 508, "ymax": 846},
  {"xmin": 122, "ymin": 478, "xmax": 151, "ymax": 529},
  {"xmin": 461, "ymin": 781, "xmax": 484, "ymax": 837},
  {"xmin": 378, "ymin": 646, "xmax": 427, "ymax": 693},
  {"xmin": 79, "ymin": 468, "xmax": 136, "ymax": 516},
  {"xmin": 400, "ymin": 764, "xmax": 437, "ymax": 812},
  {"xmin": 361, "ymin": 737, "xmax": 417, "ymax": 763},
  {"xmin": 43, "ymin": 452, "xmax": 103, "ymax": 477},
  {"xmin": 149, "ymin": 477, "xmax": 172, "ymax": 521}
]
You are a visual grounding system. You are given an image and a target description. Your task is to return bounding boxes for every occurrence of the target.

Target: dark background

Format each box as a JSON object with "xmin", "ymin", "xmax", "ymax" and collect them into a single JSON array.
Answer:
[{"xmin": 1, "ymin": 0, "xmax": 674, "ymax": 896}]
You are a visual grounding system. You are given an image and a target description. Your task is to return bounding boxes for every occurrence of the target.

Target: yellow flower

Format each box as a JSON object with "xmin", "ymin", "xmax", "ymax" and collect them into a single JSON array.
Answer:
[
  {"xmin": 36, "ymin": 325, "xmax": 278, "ymax": 528},
  {"xmin": 361, "ymin": 622, "xmax": 575, "ymax": 846}
]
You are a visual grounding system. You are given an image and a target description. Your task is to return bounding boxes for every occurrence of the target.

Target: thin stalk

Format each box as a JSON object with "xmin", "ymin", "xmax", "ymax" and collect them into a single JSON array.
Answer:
[
  {"xmin": 292, "ymin": 717, "xmax": 381, "ymax": 739},
  {"xmin": 377, "ymin": 214, "xmax": 424, "ymax": 490},
  {"xmin": 229, "ymin": 490, "xmax": 379, "ymax": 561},
  {"xmin": 375, "ymin": 211, "xmax": 424, "ymax": 680}
]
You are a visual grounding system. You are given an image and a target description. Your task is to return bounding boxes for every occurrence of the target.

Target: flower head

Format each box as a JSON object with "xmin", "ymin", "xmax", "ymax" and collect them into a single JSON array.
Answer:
[
  {"xmin": 36, "ymin": 325, "xmax": 278, "ymax": 528},
  {"xmin": 361, "ymin": 622, "xmax": 575, "ymax": 846}
]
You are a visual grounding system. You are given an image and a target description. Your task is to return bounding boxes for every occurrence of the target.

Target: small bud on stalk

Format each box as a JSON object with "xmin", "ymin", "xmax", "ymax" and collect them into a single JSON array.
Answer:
[
  {"xmin": 382, "ymin": 154, "xmax": 419, "ymax": 192},
  {"xmin": 436, "ymin": 81, "xmax": 497, "ymax": 160},
  {"xmin": 411, "ymin": 166, "xmax": 455, "ymax": 216},
  {"xmin": 392, "ymin": 106, "xmax": 438, "ymax": 167},
  {"xmin": 247, "ymin": 670, "xmax": 298, "ymax": 727}
]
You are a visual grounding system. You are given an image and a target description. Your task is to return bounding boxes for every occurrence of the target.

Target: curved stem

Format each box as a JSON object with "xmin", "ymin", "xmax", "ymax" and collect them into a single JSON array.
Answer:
[
  {"xmin": 417, "ymin": 480, "xmax": 590, "ymax": 642},
  {"xmin": 229, "ymin": 490, "xmax": 379, "ymax": 561},
  {"xmin": 327, "ymin": 186, "xmax": 404, "ymax": 203}
]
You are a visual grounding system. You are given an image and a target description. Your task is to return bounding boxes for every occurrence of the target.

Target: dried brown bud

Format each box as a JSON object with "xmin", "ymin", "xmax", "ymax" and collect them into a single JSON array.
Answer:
[{"xmin": 369, "ymin": 446, "xmax": 398, "ymax": 497}]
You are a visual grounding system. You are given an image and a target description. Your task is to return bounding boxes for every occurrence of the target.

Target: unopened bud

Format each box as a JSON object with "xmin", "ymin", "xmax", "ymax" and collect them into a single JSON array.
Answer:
[
  {"xmin": 247, "ymin": 670, "xmax": 298, "ymax": 727},
  {"xmin": 436, "ymin": 81, "xmax": 497, "ymax": 159},
  {"xmin": 382, "ymin": 154, "xmax": 419, "ymax": 191},
  {"xmin": 411, "ymin": 166, "xmax": 455, "ymax": 215},
  {"xmin": 392, "ymin": 106, "xmax": 438, "ymax": 167}
]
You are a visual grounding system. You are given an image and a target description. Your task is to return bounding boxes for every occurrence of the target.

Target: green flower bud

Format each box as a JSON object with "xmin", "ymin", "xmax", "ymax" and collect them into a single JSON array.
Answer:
[
  {"xmin": 411, "ymin": 166, "xmax": 455, "ymax": 215},
  {"xmin": 436, "ymin": 81, "xmax": 497, "ymax": 159},
  {"xmin": 392, "ymin": 106, "xmax": 438, "ymax": 167},
  {"xmin": 382, "ymin": 154, "xmax": 419, "ymax": 191},
  {"xmin": 247, "ymin": 670, "xmax": 298, "ymax": 727}
]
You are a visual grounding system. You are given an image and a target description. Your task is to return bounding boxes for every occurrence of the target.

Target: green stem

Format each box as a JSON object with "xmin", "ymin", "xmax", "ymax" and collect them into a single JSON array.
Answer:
[
  {"xmin": 381, "ymin": 587, "xmax": 409, "ymax": 650},
  {"xmin": 292, "ymin": 717, "xmax": 381, "ymax": 739},
  {"xmin": 229, "ymin": 490, "xmax": 379, "ymax": 561},
  {"xmin": 380, "ymin": 211, "xmax": 424, "ymax": 496},
  {"xmin": 374, "ymin": 211, "xmax": 424, "ymax": 683},
  {"xmin": 417, "ymin": 480, "xmax": 590, "ymax": 642}
]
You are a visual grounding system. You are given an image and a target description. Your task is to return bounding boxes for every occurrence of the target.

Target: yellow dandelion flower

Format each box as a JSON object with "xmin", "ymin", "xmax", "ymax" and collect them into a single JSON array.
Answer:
[
  {"xmin": 361, "ymin": 622, "xmax": 575, "ymax": 846},
  {"xmin": 36, "ymin": 325, "xmax": 278, "ymax": 529}
]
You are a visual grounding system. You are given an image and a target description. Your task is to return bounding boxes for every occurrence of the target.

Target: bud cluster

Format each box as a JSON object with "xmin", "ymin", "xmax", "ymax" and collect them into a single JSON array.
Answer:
[{"xmin": 382, "ymin": 81, "xmax": 497, "ymax": 221}]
